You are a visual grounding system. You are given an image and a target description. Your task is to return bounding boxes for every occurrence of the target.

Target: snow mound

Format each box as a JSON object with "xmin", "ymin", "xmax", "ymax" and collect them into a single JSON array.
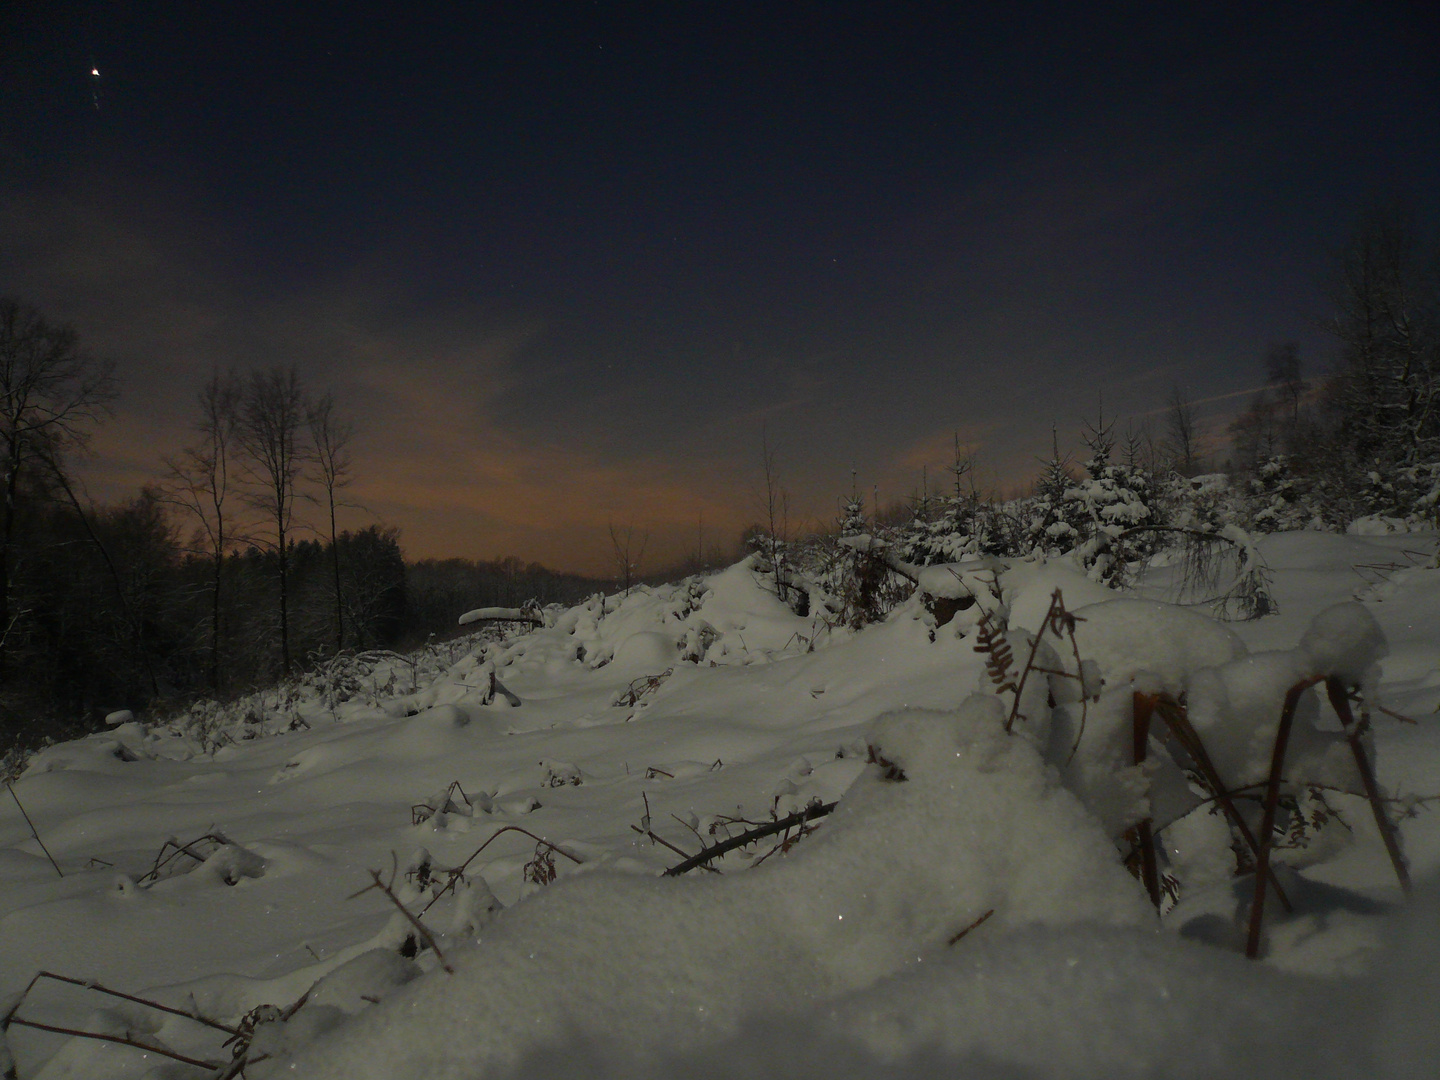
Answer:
[
  {"xmin": 276, "ymin": 695, "xmax": 1150, "ymax": 1078},
  {"xmin": 1068, "ymin": 598, "xmax": 1247, "ymax": 694},
  {"xmin": 1301, "ymin": 601, "xmax": 1388, "ymax": 690},
  {"xmin": 493, "ymin": 920, "xmax": 1371, "ymax": 1080}
]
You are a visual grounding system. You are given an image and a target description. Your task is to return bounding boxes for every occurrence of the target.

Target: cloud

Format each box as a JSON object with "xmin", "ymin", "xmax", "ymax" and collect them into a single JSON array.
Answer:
[{"xmin": 0, "ymin": 187, "xmax": 753, "ymax": 573}]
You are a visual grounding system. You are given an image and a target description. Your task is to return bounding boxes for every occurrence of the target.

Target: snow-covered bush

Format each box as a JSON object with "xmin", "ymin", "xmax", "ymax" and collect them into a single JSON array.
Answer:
[{"xmin": 1246, "ymin": 456, "xmax": 1324, "ymax": 532}]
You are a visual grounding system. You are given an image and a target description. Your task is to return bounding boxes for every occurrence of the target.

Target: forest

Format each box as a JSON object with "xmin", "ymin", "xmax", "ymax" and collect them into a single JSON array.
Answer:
[{"xmin": 0, "ymin": 344, "xmax": 604, "ymax": 756}]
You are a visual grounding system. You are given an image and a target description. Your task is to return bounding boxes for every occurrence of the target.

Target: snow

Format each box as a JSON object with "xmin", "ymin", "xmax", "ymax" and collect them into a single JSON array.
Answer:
[
  {"xmin": 1, "ymin": 531, "xmax": 1438, "ymax": 1078},
  {"xmin": 1300, "ymin": 601, "xmax": 1388, "ymax": 690},
  {"xmin": 1066, "ymin": 598, "xmax": 1248, "ymax": 695},
  {"xmin": 1185, "ymin": 649, "xmax": 1348, "ymax": 791},
  {"xmin": 281, "ymin": 696, "xmax": 1150, "ymax": 1080}
]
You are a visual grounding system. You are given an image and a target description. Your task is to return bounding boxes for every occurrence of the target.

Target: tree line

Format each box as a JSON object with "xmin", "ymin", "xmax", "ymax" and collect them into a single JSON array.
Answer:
[{"xmin": 0, "ymin": 308, "xmax": 604, "ymax": 754}]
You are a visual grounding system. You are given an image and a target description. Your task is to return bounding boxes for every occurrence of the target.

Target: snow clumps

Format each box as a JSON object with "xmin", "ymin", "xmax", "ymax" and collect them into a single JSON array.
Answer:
[{"xmin": 275, "ymin": 694, "xmax": 1151, "ymax": 1079}]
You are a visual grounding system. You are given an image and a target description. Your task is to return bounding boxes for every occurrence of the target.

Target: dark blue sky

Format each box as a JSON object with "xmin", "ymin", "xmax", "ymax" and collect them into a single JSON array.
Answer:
[{"xmin": 3, "ymin": 2, "xmax": 1437, "ymax": 571}]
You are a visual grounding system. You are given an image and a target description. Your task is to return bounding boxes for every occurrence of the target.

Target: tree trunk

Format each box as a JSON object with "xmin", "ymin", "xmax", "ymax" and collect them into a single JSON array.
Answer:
[{"xmin": 330, "ymin": 498, "xmax": 343, "ymax": 653}]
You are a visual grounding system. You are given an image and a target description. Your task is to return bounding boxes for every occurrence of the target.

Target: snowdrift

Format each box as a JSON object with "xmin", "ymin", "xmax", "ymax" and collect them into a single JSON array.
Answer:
[{"xmin": 0, "ymin": 532, "xmax": 1437, "ymax": 1079}]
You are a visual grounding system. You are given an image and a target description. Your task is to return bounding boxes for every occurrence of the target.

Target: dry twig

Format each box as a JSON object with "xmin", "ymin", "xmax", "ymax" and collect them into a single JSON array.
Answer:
[
  {"xmin": 1, "ymin": 969, "xmax": 244, "ymax": 1075},
  {"xmin": 136, "ymin": 832, "xmax": 231, "ymax": 886},
  {"xmin": 1246, "ymin": 675, "xmax": 1323, "ymax": 958},
  {"xmin": 948, "ymin": 908, "xmax": 994, "ymax": 946},
  {"xmin": 2, "ymin": 1016, "xmax": 224, "ymax": 1072},
  {"xmin": 350, "ymin": 856, "xmax": 455, "ymax": 974},
  {"xmin": 417, "ymin": 826, "xmax": 583, "ymax": 917}
]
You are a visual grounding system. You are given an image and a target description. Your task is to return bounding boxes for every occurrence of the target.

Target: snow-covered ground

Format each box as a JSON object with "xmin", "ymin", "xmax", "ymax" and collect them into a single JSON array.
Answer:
[{"xmin": 2, "ymin": 532, "xmax": 1437, "ymax": 1079}]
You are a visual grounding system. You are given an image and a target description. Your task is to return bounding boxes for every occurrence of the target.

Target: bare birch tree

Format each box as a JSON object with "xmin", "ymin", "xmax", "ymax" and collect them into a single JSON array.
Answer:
[
  {"xmin": 163, "ymin": 373, "xmax": 242, "ymax": 691},
  {"xmin": 1165, "ymin": 386, "xmax": 1201, "ymax": 476},
  {"xmin": 308, "ymin": 392, "xmax": 354, "ymax": 652},
  {"xmin": 235, "ymin": 365, "xmax": 309, "ymax": 676},
  {"xmin": 609, "ymin": 522, "xmax": 648, "ymax": 597}
]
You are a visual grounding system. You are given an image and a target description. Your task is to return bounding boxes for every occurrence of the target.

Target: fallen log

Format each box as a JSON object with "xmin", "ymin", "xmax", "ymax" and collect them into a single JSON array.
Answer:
[{"xmin": 457, "ymin": 605, "xmax": 544, "ymax": 627}]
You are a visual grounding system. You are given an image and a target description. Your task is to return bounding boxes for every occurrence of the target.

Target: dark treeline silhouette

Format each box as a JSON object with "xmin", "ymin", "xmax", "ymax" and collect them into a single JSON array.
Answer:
[
  {"xmin": 0, "ymin": 306, "xmax": 611, "ymax": 757},
  {"xmin": 0, "ymin": 501, "xmax": 608, "ymax": 754},
  {"xmin": 747, "ymin": 204, "xmax": 1440, "ymax": 619},
  {"xmin": 0, "ymin": 501, "xmax": 407, "ymax": 750}
]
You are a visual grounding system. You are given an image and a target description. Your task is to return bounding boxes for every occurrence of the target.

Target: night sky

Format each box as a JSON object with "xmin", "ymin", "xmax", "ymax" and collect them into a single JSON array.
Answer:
[{"xmin": 2, "ymin": 3, "xmax": 1437, "ymax": 573}]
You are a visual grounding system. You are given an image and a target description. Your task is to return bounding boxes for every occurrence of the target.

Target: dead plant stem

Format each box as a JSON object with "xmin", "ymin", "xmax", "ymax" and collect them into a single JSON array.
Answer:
[
  {"xmin": 352, "ymin": 866, "xmax": 455, "ymax": 974},
  {"xmin": 3, "ymin": 1016, "xmax": 223, "ymax": 1071},
  {"xmin": 1325, "ymin": 678, "xmax": 1411, "ymax": 893},
  {"xmin": 1153, "ymin": 696, "xmax": 1292, "ymax": 913},
  {"xmin": 1131, "ymin": 693, "xmax": 1163, "ymax": 910},
  {"xmin": 948, "ymin": 908, "xmax": 995, "ymax": 945},
  {"xmin": 6, "ymin": 780, "xmax": 62, "ymax": 877},
  {"xmin": 1247, "ymin": 676, "xmax": 1322, "ymax": 958}
]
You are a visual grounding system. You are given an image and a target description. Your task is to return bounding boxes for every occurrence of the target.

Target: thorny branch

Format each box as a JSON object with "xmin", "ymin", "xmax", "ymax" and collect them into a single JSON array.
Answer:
[
  {"xmin": 663, "ymin": 801, "xmax": 836, "ymax": 876},
  {"xmin": 5, "ymin": 781, "xmax": 62, "ymax": 878}
]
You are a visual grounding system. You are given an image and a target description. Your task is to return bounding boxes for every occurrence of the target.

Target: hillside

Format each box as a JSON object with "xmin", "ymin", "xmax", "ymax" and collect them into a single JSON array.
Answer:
[{"xmin": 1, "ymin": 531, "xmax": 1438, "ymax": 1079}]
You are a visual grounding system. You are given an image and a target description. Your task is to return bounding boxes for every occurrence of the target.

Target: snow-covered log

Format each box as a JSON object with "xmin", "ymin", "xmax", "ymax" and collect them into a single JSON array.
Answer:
[{"xmin": 457, "ymin": 606, "xmax": 545, "ymax": 628}]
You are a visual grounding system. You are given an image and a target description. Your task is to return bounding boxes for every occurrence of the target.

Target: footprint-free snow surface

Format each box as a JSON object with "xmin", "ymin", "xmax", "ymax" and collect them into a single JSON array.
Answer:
[{"xmin": 3, "ymin": 535, "xmax": 1439, "ymax": 1079}]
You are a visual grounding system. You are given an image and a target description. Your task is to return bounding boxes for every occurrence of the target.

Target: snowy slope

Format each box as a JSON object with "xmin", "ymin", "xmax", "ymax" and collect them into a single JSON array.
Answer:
[{"xmin": 1, "ymin": 535, "xmax": 1437, "ymax": 1079}]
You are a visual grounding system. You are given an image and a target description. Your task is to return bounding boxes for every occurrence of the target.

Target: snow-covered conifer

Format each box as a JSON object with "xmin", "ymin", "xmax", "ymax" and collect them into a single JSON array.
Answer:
[
  {"xmin": 1065, "ymin": 410, "xmax": 1159, "ymax": 584},
  {"xmin": 1025, "ymin": 425, "xmax": 1083, "ymax": 555}
]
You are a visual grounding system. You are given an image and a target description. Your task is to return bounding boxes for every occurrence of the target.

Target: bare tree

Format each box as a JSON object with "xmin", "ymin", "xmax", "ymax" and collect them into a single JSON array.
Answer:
[
  {"xmin": 163, "ymin": 373, "xmax": 242, "ymax": 690},
  {"xmin": 1164, "ymin": 386, "xmax": 1201, "ymax": 475},
  {"xmin": 759, "ymin": 425, "xmax": 790, "ymax": 603},
  {"xmin": 308, "ymin": 392, "xmax": 355, "ymax": 653},
  {"xmin": 1228, "ymin": 388, "xmax": 1282, "ymax": 474},
  {"xmin": 1265, "ymin": 342, "xmax": 1304, "ymax": 428},
  {"xmin": 235, "ymin": 365, "xmax": 310, "ymax": 676},
  {"xmin": 0, "ymin": 299, "xmax": 117, "ymax": 672},
  {"xmin": 609, "ymin": 522, "xmax": 649, "ymax": 597}
]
